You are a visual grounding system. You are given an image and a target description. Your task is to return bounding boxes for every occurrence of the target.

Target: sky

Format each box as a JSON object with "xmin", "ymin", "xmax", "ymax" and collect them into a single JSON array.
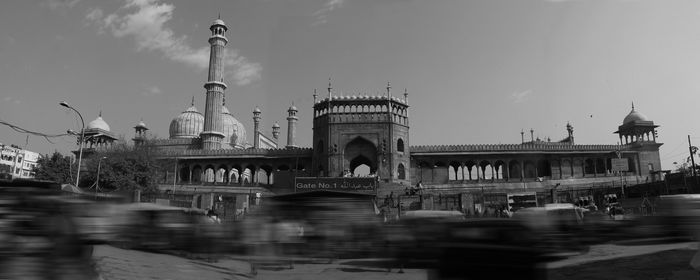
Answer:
[{"xmin": 1, "ymin": 0, "xmax": 699, "ymax": 170}]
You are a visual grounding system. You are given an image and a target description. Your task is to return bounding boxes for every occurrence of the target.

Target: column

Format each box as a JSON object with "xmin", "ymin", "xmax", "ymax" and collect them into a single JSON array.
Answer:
[
  {"xmin": 593, "ymin": 159, "xmax": 597, "ymax": 178},
  {"xmin": 505, "ymin": 163, "xmax": 510, "ymax": 181},
  {"xmin": 188, "ymin": 168, "xmax": 192, "ymax": 184}
]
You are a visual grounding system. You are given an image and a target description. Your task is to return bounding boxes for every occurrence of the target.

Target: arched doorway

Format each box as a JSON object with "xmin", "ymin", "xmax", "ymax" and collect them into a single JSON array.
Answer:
[
  {"xmin": 344, "ymin": 137, "xmax": 378, "ymax": 176},
  {"xmin": 350, "ymin": 155, "xmax": 373, "ymax": 176},
  {"xmin": 398, "ymin": 163, "xmax": 406, "ymax": 180},
  {"xmin": 179, "ymin": 166, "xmax": 190, "ymax": 183}
]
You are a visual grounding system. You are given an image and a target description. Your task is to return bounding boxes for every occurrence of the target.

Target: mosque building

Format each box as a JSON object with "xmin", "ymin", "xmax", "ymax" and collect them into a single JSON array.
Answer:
[{"xmin": 102, "ymin": 18, "xmax": 662, "ymax": 212}]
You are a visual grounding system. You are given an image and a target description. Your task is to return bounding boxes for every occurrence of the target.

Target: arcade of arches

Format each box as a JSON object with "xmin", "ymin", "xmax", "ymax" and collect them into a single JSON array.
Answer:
[
  {"xmin": 413, "ymin": 155, "xmax": 638, "ymax": 184},
  {"xmin": 175, "ymin": 161, "xmax": 310, "ymax": 186}
]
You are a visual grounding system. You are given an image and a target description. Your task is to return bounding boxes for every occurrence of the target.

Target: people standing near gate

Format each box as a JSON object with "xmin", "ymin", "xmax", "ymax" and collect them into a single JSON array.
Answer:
[{"xmin": 415, "ymin": 181, "xmax": 424, "ymax": 195}]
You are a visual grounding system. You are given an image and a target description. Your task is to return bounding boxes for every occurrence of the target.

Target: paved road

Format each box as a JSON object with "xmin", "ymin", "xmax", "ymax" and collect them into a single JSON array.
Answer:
[
  {"xmin": 93, "ymin": 245, "xmax": 249, "ymax": 280},
  {"xmin": 92, "ymin": 245, "xmax": 425, "ymax": 280},
  {"xmin": 93, "ymin": 242, "xmax": 700, "ymax": 280}
]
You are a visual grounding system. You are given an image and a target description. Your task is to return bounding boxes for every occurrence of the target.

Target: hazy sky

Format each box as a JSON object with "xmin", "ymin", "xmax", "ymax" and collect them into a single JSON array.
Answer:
[{"xmin": 1, "ymin": 0, "xmax": 699, "ymax": 170}]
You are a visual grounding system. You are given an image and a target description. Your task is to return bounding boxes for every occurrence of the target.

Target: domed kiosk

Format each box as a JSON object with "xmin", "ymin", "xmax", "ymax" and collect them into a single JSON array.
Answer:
[
  {"xmin": 615, "ymin": 103, "xmax": 659, "ymax": 145},
  {"xmin": 77, "ymin": 112, "xmax": 118, "ymax": 155}
]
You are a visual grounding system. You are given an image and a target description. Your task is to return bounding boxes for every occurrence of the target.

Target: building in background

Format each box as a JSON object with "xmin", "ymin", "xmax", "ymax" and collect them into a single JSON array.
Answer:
[
  {"xmin": 0, "ymin": 143, "xmax": 39, "ymax": 179},
  {"xmin": 122, "ymin": 17, "xmax": 662, "ymax": 216}
]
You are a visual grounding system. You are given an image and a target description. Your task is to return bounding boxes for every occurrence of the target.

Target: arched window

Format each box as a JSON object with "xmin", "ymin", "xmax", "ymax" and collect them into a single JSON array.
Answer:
[
  {"xmin": 397, "ymin": 138, "xmax": 405, "ymax": 152},
  {"xmin": 398, "ymin": 163, "xmax": 406, "ymax": 179}
]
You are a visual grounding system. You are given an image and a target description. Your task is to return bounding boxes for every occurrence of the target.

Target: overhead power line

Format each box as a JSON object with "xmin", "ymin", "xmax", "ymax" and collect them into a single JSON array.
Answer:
[{"xmin": 0, "ymin": 119, "xmax": 70, "ymax": 144}]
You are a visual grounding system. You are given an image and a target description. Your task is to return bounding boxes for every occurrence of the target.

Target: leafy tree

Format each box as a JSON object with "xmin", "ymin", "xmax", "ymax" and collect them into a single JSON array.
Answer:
[
  {"xmin": 33, "ymin": 151, "xmax": 75, "ymax": 184},
  {"xmin": 81, "ymin": 143, "xmax": 171, "ymax": 193}
]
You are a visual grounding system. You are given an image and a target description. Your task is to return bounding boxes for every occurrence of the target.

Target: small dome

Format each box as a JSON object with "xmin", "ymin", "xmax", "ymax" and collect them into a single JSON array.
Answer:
[
  {"xmin": 169, "ymin": 105, "xmax": 204, "ymax": 139},
  {"xmin": 623, "ymin": 108, "xmax": 649, "ymax": 124},
  {"xmin": 272, "ymin": 122, "xmax": 280, "ymax": 128},
  {"xmin": 222, "ymin": 106, "xmax": 247, "ymax": 148},
  {"xmin": 212, "ymin": 19, "xmax": 226, "ymax": 26},
  {"xmin": 253, "ymin": 107, "xmax": 261, "ymax": 113},
  {"xmin": 289, "ymin": 105, "xmax": 298, "ymax": 111},
  {"xmin": 135, "ymin": 120, "xmax": 147, "ymax": 129},
  {"xmin": 87, "ymin": 115, "xmax": 110, "ymax": 131}
]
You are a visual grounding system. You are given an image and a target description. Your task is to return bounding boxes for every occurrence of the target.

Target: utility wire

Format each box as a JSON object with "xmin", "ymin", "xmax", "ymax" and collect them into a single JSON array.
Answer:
[{"xmin": 0, "ymin": 119, "xmax": 71, "ymax": 144}]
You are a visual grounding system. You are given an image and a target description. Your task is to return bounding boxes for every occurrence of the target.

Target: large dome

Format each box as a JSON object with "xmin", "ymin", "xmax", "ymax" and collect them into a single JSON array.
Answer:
[
  {"xmin": 87, "ymin": 115, "xmax": 110, "ymax": 131},
  {"xmin": 623, "ymin": 108, "xmax": 649, "ymax": 124},
  {"xmin": 169, "ymin": 105, "xmax": 204, "ymax": 139},
  {"xmin": 221, "ymin": 106, "xmax": 247, "ymax": 148}
]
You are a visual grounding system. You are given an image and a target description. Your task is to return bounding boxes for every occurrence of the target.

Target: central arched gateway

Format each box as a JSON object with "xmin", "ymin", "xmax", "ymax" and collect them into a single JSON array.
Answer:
[{"xmin": 344, "ymin": 137, "xmax": 378, "ymax": 175}]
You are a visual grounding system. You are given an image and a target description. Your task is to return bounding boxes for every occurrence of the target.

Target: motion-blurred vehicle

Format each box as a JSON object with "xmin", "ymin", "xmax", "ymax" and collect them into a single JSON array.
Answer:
[
  {"xmin": 258, "ymin": 191, "xmax": 383, "ymax": 259},
  {"xmin": 0, "ymin": 179, "xmax": 99, "ymax": 279},
  {"xmin": 512, "ymin": 203, "xmax": 589, "ymax": 258},
  {"xmin": 632, "ymin": 194, "xmax": 700, "ymax": 240},
  {"xmin": 383, "ymin": 210, "xmax": 466, "ymax": 268},
  {"xmin": 432, "ymin": 218, "xmax": 548, "ymax": 280},
  {"xmin": 114, "ymin": 202, "xmax": 223, "ymax": 253}
]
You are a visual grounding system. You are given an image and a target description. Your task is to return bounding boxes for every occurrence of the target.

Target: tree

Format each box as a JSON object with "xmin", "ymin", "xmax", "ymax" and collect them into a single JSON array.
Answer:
[
  {"xmin": 80, "ymin": 143, "xmax": 171, "ymax": 193},
  {"xmin": 33, "ymin": 151, "xmax": 75, "ymax": 184}
]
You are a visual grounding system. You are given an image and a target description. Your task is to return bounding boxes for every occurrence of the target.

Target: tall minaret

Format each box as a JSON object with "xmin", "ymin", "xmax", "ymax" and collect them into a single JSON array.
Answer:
[
  {"xmin": 253, "ymin": 107, "xmax": 261, "ymax": 149},
  {"xmin": 566, "ymin": 122, "xmax": 574, "ymax": 144},
  {"xmin": 286, "ymin": 104, "xmax": 298, "ymax": 148},
  {"xmin": 200, "ymin": 18, "xmax": 228, "ymax": 150}
]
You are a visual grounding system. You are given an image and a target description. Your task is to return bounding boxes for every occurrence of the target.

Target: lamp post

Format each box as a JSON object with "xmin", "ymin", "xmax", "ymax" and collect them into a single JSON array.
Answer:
[
  {"xmin": 96, "ymin": 156, "xmax": 107, "ymax": 194},
  {"xmin": 60, "ymin": 101, "xmax": 85, "ymax": 187}
]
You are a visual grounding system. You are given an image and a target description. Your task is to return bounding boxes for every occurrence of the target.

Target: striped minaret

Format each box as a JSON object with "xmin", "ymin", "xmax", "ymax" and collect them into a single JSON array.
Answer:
[{"xmin": 201, "ymin": 17, "xmax": 228, "ymax": 150}]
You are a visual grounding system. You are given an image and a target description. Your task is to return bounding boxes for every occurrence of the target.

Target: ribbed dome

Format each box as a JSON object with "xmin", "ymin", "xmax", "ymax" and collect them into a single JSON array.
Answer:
[
  {"xmin": 221, "ymin": 105, "xmax": 247, "ymax": 148},
  {"xmin": 623, "ymin": 108, "xmax": 649, "ymax": 124},
  {"xmin": 169, "ymin": 105, "xmax": 204, "ymax": 139},
  {"xmin": 87, "ymin": 115, "xmax": 110, "ymax": 131}
]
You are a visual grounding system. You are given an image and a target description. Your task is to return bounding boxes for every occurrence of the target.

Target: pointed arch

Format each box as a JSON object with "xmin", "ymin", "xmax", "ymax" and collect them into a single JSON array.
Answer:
[
  {"xmin": 398, "ymin": 163, "xmax": 406, "ymax": 180},
  {"xmin": 344, "ymin": 136, "xmax": 378, "ymax": 174},
  {"xmin": 397, "ymin": 138, "xmax": 405, "ymax": 152}
]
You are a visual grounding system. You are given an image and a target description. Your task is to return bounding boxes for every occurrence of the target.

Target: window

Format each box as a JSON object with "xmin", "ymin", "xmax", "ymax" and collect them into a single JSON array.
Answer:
[
  {"xmin": 398, "ymin": 163, "xmax": 406, "ymax": 179},
  {"xmin": 397, "ymin": 138, "xmax": 405, "ymax": 153},
  {"xmin": 648, "ymin": 163, "xmax": 654, "ymax": 171}
]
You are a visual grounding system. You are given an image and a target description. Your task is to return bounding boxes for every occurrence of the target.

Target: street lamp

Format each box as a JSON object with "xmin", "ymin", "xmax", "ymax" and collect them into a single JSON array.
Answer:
[{"xmin": 60, "ymin": 101, "xmax": 85, "ymax": 187}]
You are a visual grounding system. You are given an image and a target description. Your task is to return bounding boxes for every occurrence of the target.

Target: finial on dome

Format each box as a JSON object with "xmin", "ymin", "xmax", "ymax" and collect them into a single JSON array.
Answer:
[
  {"xmin": 631, "ymin": 101, "xmax": 635, "ymax": 111},
  {"xmin": 99, "ymin": 110, "xmax": 102, "ymax": 117},
  {"xmin": 218, "ymin": 13, "xmax": 221, "ymax": 19},
  {"xmin": 191, "ymin": 96, "xmax": 195, "ymax": 106}
]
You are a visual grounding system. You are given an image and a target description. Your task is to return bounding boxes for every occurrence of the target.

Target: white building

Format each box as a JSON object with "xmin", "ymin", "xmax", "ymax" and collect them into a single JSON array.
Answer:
[{"xmin": 0, "ymin": 143, "xmax": 39, "ymax": 179}]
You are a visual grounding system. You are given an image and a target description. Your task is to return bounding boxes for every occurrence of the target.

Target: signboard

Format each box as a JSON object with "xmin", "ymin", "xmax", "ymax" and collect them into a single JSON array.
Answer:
[
  {"xmin": 294, "ymin": 177, "xmax": 377, "ymax": 194},
  {"xmin": 507, "ymin": 192, "xmax": 538, "ymax": 212},
  {"xmin": 611, "ymin": 158, "xmax": 629, "ymax": 172}
]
